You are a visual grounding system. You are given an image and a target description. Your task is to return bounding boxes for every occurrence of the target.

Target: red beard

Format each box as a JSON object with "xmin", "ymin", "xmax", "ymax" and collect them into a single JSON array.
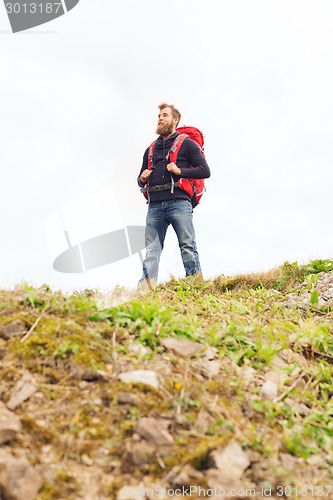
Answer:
[{"xmin": 156, "ymin": 122, "xmax": 174, "ymax": 137}]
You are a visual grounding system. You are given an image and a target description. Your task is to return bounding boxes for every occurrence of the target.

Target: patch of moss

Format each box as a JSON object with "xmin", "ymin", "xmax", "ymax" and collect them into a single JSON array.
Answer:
[
  {"xmin": 39, "ymin": 468, "xmax": 79, "ymax": 500},
  {"xmin": 20, "ymin": 415, "xmax": 55, "ymax": 445}
]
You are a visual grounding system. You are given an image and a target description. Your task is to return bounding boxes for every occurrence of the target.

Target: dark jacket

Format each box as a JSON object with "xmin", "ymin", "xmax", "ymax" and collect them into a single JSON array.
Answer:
[{"xmin": 137, "ymin": 132, "xmax": 211, "ymax": 203}]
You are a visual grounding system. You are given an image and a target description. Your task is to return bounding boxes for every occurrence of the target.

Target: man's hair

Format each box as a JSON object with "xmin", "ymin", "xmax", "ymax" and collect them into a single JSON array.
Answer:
[{"xmin": 158, "ymin": 102, "xmax": 181, "ymax": 127}]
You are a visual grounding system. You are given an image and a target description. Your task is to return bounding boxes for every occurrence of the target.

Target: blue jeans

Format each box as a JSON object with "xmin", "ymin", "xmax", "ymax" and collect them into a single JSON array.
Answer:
[{"xmin": 139, "ymin": 199, "xmax": 202, "ymax": 284}]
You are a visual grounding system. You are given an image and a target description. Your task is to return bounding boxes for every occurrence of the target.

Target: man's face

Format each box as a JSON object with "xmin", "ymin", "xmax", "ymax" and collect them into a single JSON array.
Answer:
[{"xmin": 156, "ymin": 107, "xmax": 176, "ymax": 137}]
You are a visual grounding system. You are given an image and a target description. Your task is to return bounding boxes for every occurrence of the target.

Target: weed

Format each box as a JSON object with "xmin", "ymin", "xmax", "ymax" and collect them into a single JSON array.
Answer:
[
  {"xmin": 302, "ymin": 259, "xmax": 333, "ymax": 274},
  {"xmin": 53, "ymin": 343, "xmax": 81, "ymax": 358}
]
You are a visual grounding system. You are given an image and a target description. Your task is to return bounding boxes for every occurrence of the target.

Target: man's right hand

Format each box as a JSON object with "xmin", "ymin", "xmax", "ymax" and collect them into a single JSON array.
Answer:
[{"xmin": 140, "ymin": 169, "xmax": 152, "ymax": 184}]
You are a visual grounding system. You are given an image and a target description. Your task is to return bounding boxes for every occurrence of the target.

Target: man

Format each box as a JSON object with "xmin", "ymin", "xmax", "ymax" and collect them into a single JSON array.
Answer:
[{"xmin": 137, "ymin": 103, "xmax": 210, "ymax": 288}]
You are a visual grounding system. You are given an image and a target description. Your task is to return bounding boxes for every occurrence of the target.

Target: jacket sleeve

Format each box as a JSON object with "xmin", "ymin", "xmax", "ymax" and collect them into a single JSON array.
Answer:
[
  {"xmin": 137, "ymin": 148, "xmax": 149, "ymax": 187},
  {"xmin": 179, "ymin": 139, "xmax": 211, "ymax": 179}
]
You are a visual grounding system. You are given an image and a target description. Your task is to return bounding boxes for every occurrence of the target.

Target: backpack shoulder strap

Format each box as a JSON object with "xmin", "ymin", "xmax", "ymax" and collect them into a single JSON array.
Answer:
[
  {"xmin": 147, "ymin": 141, "xmax": 156, "ymax": 170},
  {"xmin": 168, "ymin": 133, "xmax": 188, "ymax": 163}
]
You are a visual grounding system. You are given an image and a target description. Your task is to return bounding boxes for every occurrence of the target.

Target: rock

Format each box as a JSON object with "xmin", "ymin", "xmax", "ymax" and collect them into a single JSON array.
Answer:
[
  {"xmin": 0, "ymin": 402, "xmax": 22, "ymax": 444},
  {"xmin": 285, "ymin": 271, "xmax": 333, "ymax": 310},
  {"xmin": 239, "ymin": 366, "xmax": 256, "ymax": 386},
  {"xmin": 247, "ymin": 452, "xmax": 278, "ymax": 483},
  {"xmin": 191, "ymin": 359, "xmax": 221, "ymax": 379},
  {"xmin": 207, "ymin": 439, "xmax": 250, "ymax": 480},
  {"xmin": 81, "ymin": 454, "xmax": 94, "ymax": 466},
  {"xmin": 202, "ymin": 346, "xmax": 218, "ymax": 361},
  {"xmin": 117, "ymin": 392, "xmax": 140, "ymax": 406},
  {"xmin": 141, "ymin": 483, "xmax": 170, "ymax": 500},
  {"xmin": 264, "ymin": 370, "xmax": 288, "ymax": 386},
  {"xmin": 160, "ymin": 337, "xmax": 204, "ymax": 357},
  {"xmin": 0, "ymin": 320, "xmax": 26, "ymax": 340},
  {"xmin": 40, "ymin": 445, "xmax": 57, "ymax": 465},
  {"xmin": 279, "ymin": 452, "xmax": 304, "ymax": 469},
  {"xmin": 70, "ymin": 362, "xmax": 106, "ymax": 381},
  {"xmin": 136, "ymin": 417, "xmax": 174, "ymax": 445},
  {"xmin": 203, "ymin": 360, "xmax": 221, "ymax": 378},
  {"xmin": 121, "ymin": 441, "xmax": 156, "ymax": 471},
  {"xmin": 286, "ymin": 294, "xmax": 308, "ymax": 310},
  {"xmin": 78, "ymin": 380, "xmax": 89, "ymax": 389},
  {"xmin": 6, "ymin": 374, "xmax": 37, "ymax": 410},
  {"xmin": 206, "ymin": 469, "xmax": 257, "ymax": 499},
  {"xmin": 266, "ymin": 289, "xmax": 281, "ymax": 296},
  {"xmin": 193, "ymin": 410, "xmax": 215, "ymax": 434},
  {"xmin": 148, "ymin": 360, "xmax": 172, "ymax": 377},
  {"xmin": 172, "ymin": 464, "xmax": 204, "ymax": 487},
  {"xmin": 0, "ymin": 450, "xmax": 42, "ymax": 500},
  {"xmin": 284, "ymin": 398, "xmax": 311, "ymax": 417},
  {"xmin": 128, "ymin": 343, "xmax": 150, "ymax": 357},
  {"xmin": 260, "ymin": 380, "xmax": 278, "ymax": 401},
  {"xmin": 278, "ymin": 349, "xmax": 293, "ymax": 363},
  {"xmin": 116, "ymin": 485, "xmax": 146, "ymax": 500},
  {"xmin": 119, "ymin": 370, "xmax": 159, "ymax": 389},
  {"xmin": 175, "ymin": 414, "xmax": 192, "ymax": 429},
  {"xmin": 269, "ymin": 354, "xmax": 289, "ymax": 370},
  {"xmin": 313, "ymin": 271, "xmax": 333, "ymax": 306},
  {"xmin": 306, "ymin": 455, "xmax": 324, "ymax": 466}
]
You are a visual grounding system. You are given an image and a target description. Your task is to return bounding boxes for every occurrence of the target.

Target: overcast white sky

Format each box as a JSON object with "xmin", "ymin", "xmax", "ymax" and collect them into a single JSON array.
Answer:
[{"xmin": 0, "ymin": 0, "xmax": 332, "ymax": 294}]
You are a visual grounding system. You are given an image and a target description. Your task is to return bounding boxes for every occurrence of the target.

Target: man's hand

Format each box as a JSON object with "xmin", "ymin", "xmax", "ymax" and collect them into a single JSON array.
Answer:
[
  {"xmin": 166, "ymin": 162, "xmax": 181, "ymax": 175},
  {"xmin": 140, "ymin": 169, "xmax": 152, "ymax": 184}
]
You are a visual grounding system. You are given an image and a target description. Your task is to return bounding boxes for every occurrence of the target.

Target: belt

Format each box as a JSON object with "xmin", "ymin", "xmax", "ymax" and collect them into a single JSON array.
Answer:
[{"xmin": 141, "ymin": 181, "xmax": 179, "ymax": 193}]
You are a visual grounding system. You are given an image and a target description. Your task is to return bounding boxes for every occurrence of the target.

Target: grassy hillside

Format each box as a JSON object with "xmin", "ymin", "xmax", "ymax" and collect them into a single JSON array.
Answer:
[{"xmin": 0, "ymin": 259, "xmax": 333, "ymax": 499}]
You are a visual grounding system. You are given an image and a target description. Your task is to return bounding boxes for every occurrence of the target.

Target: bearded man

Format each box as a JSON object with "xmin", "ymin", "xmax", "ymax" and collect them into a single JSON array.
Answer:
[{"xmin": 137, "ymin": 102, "xmax": 211, "ymax": 288}]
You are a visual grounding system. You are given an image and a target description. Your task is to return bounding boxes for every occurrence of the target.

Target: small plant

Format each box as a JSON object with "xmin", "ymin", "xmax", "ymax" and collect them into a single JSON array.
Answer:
[
  {"xmin": 284, "ymin": 429, "xmax": 318, "ymax": 458},
  {"xmin": 53, "ymin": 343, "xmax": 81, "ymax": 358},
  {"xmin": 302, "ymin": 259, "xmax": 333, "ymax": 274}
]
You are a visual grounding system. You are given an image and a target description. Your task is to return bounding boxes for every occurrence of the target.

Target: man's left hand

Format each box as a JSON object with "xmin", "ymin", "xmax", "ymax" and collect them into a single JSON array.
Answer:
[{"xmin": 167, "ymin": 162, "xmax": 181, "ymax": 175}]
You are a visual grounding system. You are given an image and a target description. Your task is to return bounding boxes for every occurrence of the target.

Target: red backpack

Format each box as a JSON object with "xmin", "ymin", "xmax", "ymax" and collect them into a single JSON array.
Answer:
[{"xmin": 144, "ymin": 126, "xmax": 206, "ymax": 208}]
